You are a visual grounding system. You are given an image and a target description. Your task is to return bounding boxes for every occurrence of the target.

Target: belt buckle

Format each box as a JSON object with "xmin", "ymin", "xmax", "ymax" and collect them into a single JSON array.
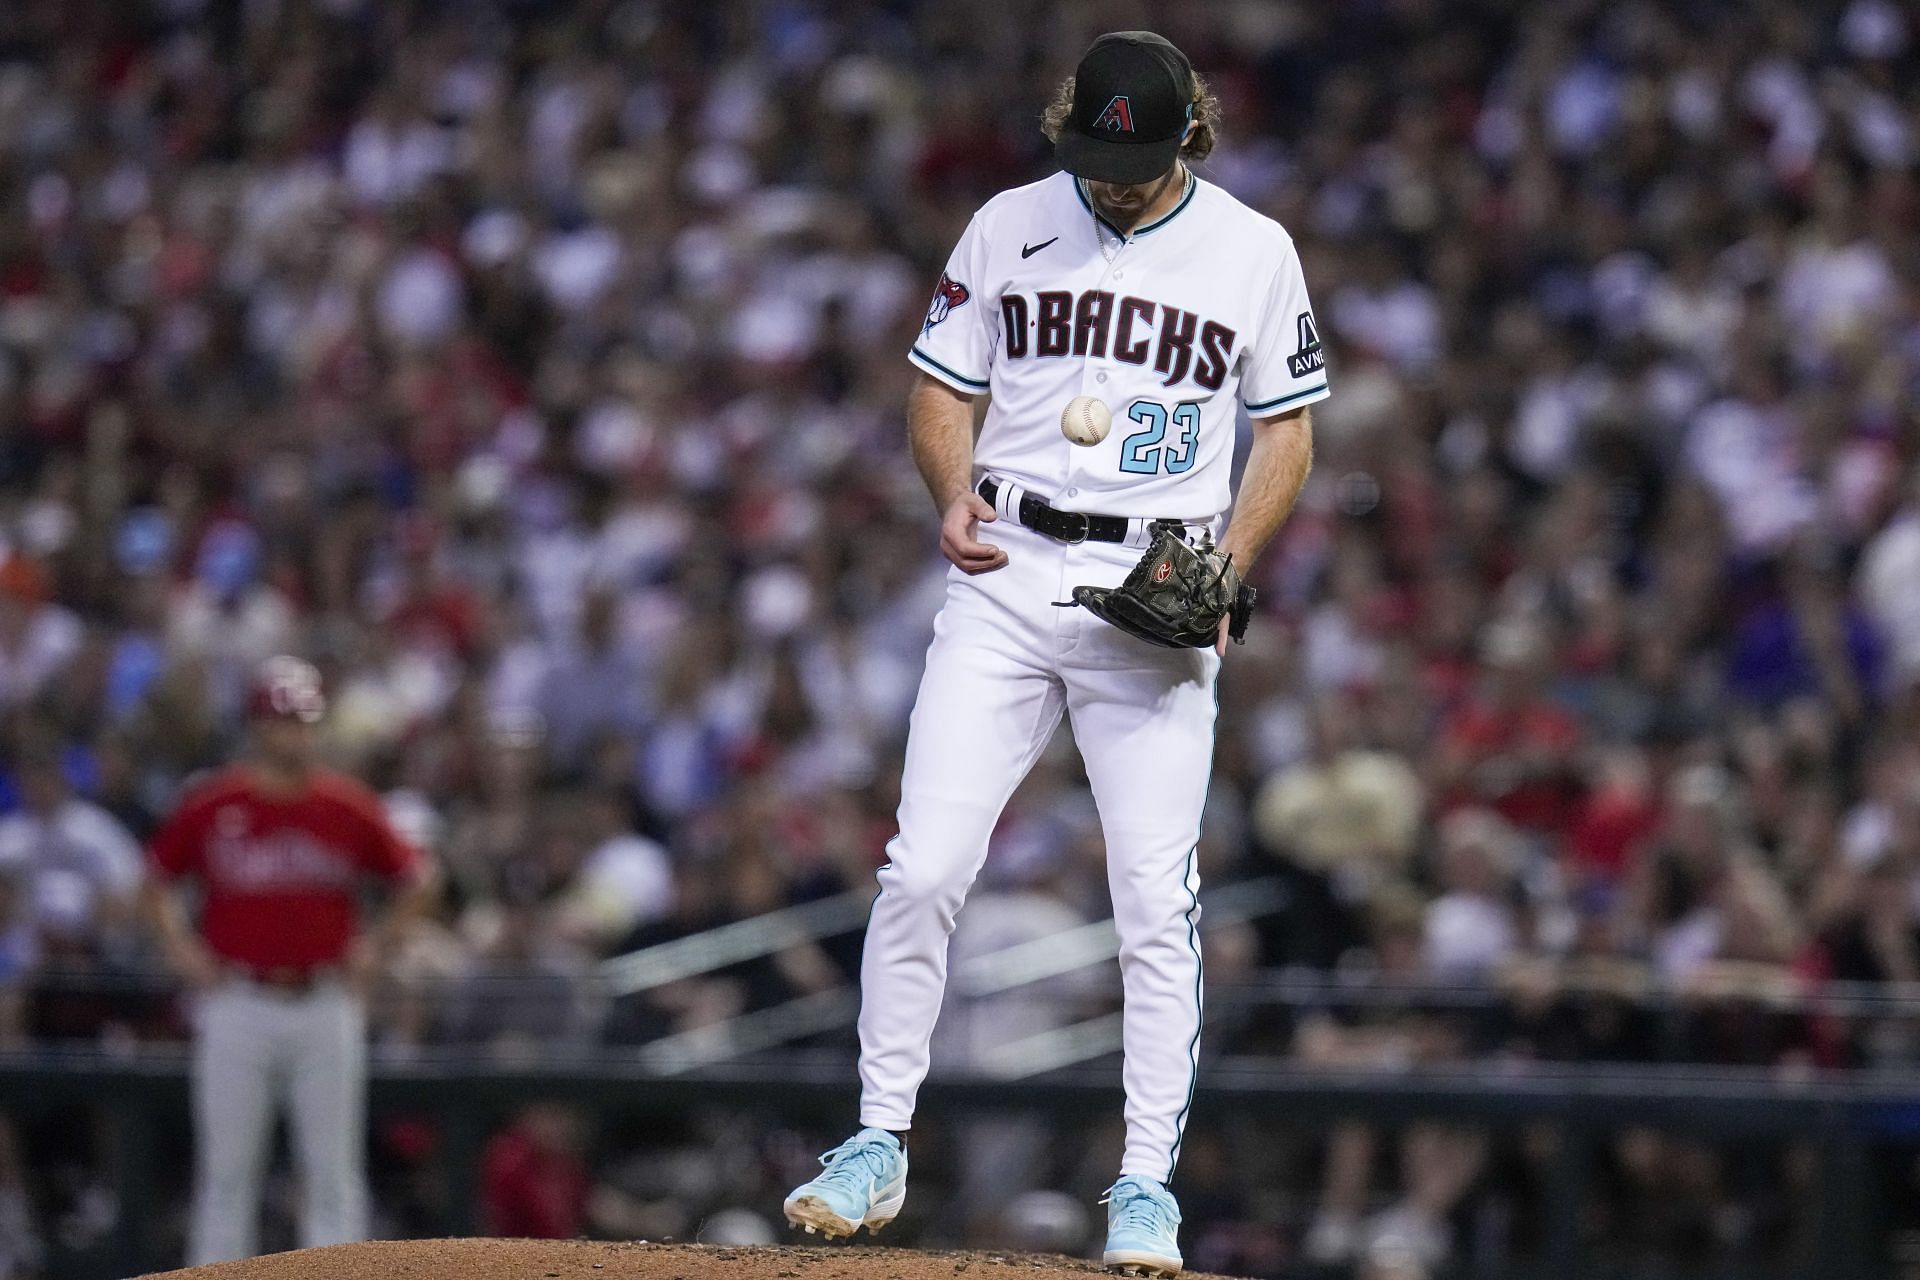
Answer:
[{"xmin": 1058, "ymin": 511, "xmax": 1089, "ymax": 544}]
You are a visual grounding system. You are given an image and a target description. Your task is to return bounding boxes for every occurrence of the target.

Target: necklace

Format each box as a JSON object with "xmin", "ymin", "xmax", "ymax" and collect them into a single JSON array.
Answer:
[{"xmin": 1080, "ymin": 165, "xmax": 1190, "ymax": 265}]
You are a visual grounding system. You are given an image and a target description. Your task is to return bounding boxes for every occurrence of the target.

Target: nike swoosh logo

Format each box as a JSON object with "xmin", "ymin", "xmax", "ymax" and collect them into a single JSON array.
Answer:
[{"xmin": 1021, "ymin": 237, "xmax": 1059, "ymax": 259}]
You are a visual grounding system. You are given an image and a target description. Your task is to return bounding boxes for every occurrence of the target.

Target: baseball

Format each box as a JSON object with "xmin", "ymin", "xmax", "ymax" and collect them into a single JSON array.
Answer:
[{"xmin": 1061, "ymin": 395, "xmax": 1113, "ymax": 446}]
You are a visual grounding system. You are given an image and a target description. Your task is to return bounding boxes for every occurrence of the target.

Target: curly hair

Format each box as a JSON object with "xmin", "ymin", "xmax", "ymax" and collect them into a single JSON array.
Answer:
[{"xmin": 1039, "ymin": 71, "xmax": 1220, "ymax": 165}]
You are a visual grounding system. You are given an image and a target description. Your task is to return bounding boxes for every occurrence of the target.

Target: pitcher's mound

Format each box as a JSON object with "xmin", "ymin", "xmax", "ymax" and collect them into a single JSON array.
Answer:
[{"xmin": 136, "ymin": 1238, "xmax": 1243, "ymax": 1280}]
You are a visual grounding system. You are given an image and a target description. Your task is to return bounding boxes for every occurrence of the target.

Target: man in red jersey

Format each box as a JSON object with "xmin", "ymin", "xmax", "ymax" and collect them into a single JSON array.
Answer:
[{"xmin": 144, "ymin": 655, "xmax": 436, "ymax": 1264}]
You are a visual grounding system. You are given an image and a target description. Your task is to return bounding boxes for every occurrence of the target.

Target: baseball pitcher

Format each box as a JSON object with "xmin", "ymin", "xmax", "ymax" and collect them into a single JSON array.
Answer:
[
  {"xmin": 144, "ymin": 656, "xmax": 436, "ymax": 1264},
  {"xmin": 786, "ymin": 31, "xmax": 1326, "ymax": 1277}
]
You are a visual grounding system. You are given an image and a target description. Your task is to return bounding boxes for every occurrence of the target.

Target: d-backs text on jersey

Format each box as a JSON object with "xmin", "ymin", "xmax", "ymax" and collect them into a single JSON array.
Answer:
[{"xmin": 998, "ymin": 289, "xmax": 1235, "ymax": 392}]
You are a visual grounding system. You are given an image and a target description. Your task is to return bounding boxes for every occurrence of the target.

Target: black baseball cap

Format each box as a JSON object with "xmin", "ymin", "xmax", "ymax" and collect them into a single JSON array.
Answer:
[{"xmin": 1054, "ymin": 31, "xmax": 1197, "ymax": 185}]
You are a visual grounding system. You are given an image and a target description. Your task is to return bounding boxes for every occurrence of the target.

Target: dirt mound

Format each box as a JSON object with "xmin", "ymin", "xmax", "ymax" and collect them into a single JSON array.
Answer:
[{"xmin": 135, "ymin": 1239, "xmax": 1244, "ymax": 1280}]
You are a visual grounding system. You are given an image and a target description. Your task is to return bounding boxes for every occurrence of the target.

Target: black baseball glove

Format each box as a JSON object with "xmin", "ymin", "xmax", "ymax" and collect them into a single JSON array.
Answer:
[{"xmin": 1060, "ymin": 528, "xmax": 1257, "ymax": 649}]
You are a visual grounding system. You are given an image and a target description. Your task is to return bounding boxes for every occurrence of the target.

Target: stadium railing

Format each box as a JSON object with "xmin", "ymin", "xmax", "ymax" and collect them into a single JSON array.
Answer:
[{"xmin": 0, "ymin": 1047, "xmax": 1903, "ymax": 1279}]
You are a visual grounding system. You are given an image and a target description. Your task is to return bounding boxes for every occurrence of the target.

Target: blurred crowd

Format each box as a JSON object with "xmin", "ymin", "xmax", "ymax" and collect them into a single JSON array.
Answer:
[{"xmin": 0, "ymin": 0, "xmax": 1918, "ymax": 1275}]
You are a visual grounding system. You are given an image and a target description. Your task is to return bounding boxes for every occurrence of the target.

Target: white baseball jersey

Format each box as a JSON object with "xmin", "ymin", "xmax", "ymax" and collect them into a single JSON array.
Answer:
[
  {"xmin": 849, "ymin": 166, "xmax": 1330, "ymax": 1194},
  {"xmin": 909, "ymin": 169, "xmax": 1329, "ymax": 521}
]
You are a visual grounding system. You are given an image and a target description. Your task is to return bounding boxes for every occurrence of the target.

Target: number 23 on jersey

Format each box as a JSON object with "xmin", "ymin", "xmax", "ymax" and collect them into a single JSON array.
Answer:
[{"xmin": 1118, "ymin": 399, "xmax": 1200, "ymax": 475}]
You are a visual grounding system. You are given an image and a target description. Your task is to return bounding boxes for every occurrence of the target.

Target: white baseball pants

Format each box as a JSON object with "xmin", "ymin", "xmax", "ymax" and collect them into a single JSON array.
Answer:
[
  {"xmin": 857, "ymin": 511, "xmax": 1218, "ymax": 1183},
  {"xmin": 188, "ymin": 979, "xmax": 370, "ymax": 1264}
]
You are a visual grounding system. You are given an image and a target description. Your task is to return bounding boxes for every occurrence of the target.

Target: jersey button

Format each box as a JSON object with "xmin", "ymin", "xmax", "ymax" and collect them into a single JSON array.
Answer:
[
  {"xmin": 1067, "ymin": 487, "xmax": 1079, "ymax": 497},
  {"xmin": 1096, "ymin": 372, "xmax": 1108, "ymax": 383},
  {"xmin": 1115, "ymin": 271, "xmax": 1124, "ymax": 279}
]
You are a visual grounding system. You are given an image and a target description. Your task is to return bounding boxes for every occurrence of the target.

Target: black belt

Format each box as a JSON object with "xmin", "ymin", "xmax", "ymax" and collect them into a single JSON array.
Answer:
[
  {"xmin": 977, "ymin": 477, "xmax": 1184, "ymax": 545},
  {"xmin": 227, "ymin": 964, "xmax": 338, "ymax": 995}
]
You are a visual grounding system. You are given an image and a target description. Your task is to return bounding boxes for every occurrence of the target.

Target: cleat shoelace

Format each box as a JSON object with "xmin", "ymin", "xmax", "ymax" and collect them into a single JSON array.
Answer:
[
  {"xmin": 809, "ymin": 1135, "xmax": 896, "ymax": 1198},
  {"xmin": 1102, "ymin": 1179, "xmax": 1180, "ymax": 1241}
]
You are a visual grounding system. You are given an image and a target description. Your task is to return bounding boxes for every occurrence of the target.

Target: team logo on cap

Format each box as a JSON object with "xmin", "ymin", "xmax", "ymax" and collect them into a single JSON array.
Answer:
[
  {"xmin": 1093, "ymin": 95, "xmax": 1135, "ymax": 133},
  {"xmin": 923, "ymin": 273, "xmax": 971, "ymax": 334}
]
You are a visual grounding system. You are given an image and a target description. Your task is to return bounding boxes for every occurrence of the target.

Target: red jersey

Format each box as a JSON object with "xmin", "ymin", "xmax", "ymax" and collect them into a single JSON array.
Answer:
[
  {"xmin": 149, "ymin": 765, "xmax": 423, "ymax": 970},
  {"xmin": 480, "ymin": 1126, "xmax": 589, "ymax": 1239}
]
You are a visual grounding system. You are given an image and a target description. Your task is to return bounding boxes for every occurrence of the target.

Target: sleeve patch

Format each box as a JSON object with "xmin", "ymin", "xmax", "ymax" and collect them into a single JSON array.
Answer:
[
  {"xmin": 922, "ymin": 273, "xmax": 971, "ymax": 335},
  {"xmin": 1286, "ymin": 312, "xmax": 1324, "ymax": 378}
]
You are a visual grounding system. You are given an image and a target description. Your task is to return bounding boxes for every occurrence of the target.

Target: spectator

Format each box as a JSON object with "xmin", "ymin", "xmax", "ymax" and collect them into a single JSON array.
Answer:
[
  {"xmin": 479, "ymin": 1104, "xmax": 590, "ymax": 1240},
  {"xmin": 1630, "ymin": 766, "xmax": 1768, "ymax": 985},
  {"xmin": 1727, "ymin": 548, "xmax": 1884, "ymax": 724},
  {"xmin": 1432, "ymin": 620, "xmax": 1584, "ymax": 835},
  {"xmin": 1422, "ymin": 809, "xmax": 1521, "ymax": 984},
  {"xmin": 1251, "ymin": 693, "xmax": 1425, "ymax": 969},
  {"xmin": 1564, "ymin": 747, "xmax": 1663, "ymax": 888},
  {"xmin": 546, "ymin": 787, "xmax": 673, "ymax": 957},
  {"xmin": 1254, "ymin": 694, "xmax": 1424, "ymax": 893},
  {"xmin": 445, "ymin": 895, "xmax": 595, "ymax": 1055},
  {"xmin": 535, "ymin": 589, "xmax": 649, "ymax": 772},
  {"xmin": 0, "ymin": 558, "xmax": 79, "ymax": 712},
  {"xmin": 0, "ymin": 738, "xmax": 143, "ymax": 964}
]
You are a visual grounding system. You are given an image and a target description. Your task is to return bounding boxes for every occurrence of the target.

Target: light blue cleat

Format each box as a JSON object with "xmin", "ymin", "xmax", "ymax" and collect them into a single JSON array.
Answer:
[
  {"xmin": 783, "ymin": 1128, "xmax": 908, "ymax": 1240},
  {"xmin": 1101, "ymin": 1175, "xmax": 1184, "ymax": 1277}
]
